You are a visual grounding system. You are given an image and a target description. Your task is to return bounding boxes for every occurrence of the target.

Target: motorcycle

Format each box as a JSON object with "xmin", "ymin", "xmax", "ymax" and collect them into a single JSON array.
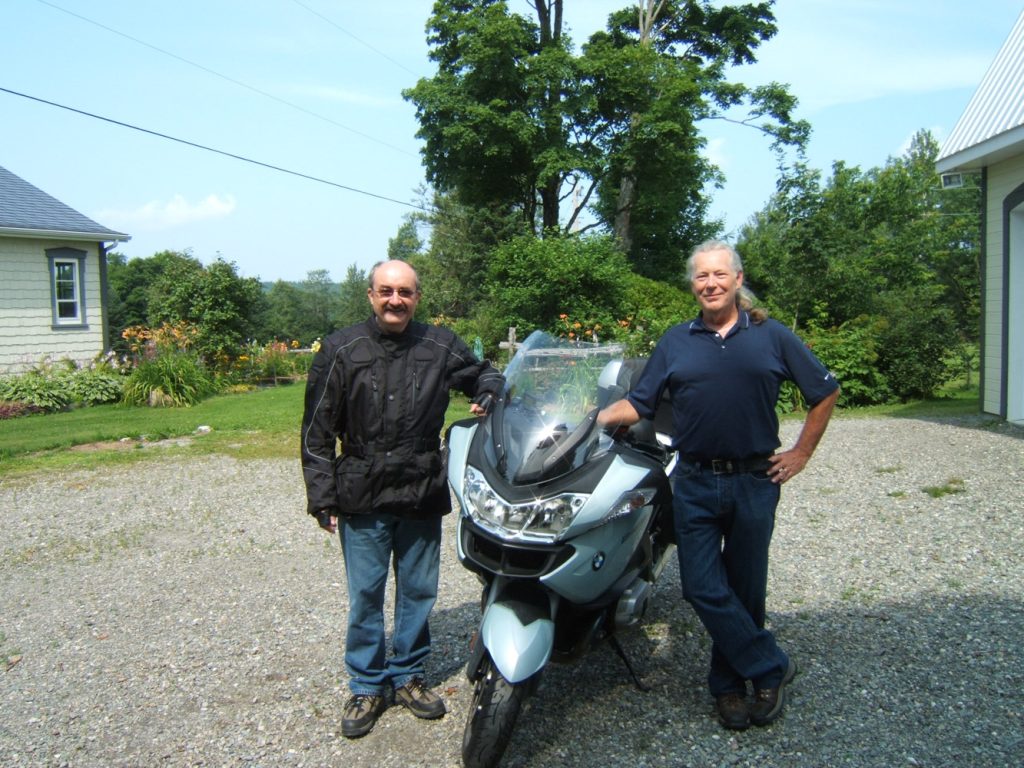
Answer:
[{"xmin": 446, "ymin": 331, "xmax": 677, "ymax": 768}]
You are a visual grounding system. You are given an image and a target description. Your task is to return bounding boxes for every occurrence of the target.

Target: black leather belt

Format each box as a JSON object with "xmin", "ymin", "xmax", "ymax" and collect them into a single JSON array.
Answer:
[{"xmin": 679, "ymin": 454, "xmax": 773, "ymax": 474}]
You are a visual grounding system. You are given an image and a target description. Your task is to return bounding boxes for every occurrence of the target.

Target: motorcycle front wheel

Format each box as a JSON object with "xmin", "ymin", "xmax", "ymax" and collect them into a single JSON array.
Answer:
[{"xmin": 461, "ymin": 656, "xmax": 531, "ymax": 768}]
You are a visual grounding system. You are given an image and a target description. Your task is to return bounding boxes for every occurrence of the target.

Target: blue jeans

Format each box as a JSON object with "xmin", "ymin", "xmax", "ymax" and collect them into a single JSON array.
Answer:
[
  {"xmin": 339, "ymin": 513, "xmax": 442, "ymax": 695},
  {"xmin": 674, "ymin": 460, "xmax": 789, "ymax": 696}
]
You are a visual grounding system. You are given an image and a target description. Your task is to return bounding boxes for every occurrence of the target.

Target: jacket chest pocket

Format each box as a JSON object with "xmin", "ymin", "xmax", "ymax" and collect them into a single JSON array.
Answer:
[{"xmin": 410, "ymin": 344, "xmax": 439, "ymax": 408}]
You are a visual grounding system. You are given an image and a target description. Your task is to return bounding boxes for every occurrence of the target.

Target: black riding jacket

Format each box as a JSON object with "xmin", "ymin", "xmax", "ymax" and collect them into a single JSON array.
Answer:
[{"xmin": 300, "ymin": 317, "xmax": 503, "ymax": 520}]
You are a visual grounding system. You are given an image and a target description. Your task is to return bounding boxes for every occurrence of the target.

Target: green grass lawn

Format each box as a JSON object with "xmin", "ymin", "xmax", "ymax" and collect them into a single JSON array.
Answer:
[
  {"xmin": 0, "ymin": 380, "xmax": 984, "ymax": 479},
  {"xmin": 0, "ymin": 383, "xmax": 477, "ymax": 478}
]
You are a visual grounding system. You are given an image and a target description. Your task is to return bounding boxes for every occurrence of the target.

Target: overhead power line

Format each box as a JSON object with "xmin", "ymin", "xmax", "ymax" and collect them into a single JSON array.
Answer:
[
  {"xmin": 287, "ymin": 0, "xmax": 421, "ymax": 77},
  {"xmin": 32, "ymin": 0, "xmax": 415, "ymax": 157},
  {"xmin": 0, "ymin": 86, "xmax": 430, "ymax": 213}
]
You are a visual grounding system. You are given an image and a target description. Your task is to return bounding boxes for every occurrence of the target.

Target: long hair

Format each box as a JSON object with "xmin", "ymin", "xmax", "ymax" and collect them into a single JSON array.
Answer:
[{"xmin": 687, "ymin": 240, "xmax": 768, "ymax": 324}]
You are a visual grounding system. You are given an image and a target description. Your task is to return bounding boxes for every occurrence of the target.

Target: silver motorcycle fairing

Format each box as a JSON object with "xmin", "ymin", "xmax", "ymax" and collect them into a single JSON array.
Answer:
[
  {"xmin": 536, "ymin": 455, "xmax": 656, "ymax": 603},
  {"xmin": 478, "ymin": 578, "xmax": 556, "ymax": 684},
  {"xmin": 447, "ymin": 421, "xmax": 478, "ymax": 502}
]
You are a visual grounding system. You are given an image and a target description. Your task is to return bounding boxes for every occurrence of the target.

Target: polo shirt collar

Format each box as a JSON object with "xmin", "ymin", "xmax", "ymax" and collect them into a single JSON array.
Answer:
[{"xmin": 688, "ymin": 309, "xmax": 751, "ymax": 335}]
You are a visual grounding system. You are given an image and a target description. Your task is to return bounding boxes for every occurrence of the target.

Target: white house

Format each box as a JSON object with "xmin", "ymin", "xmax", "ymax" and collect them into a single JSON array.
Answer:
[
  {"xmin": 0, "ymin": 165, "xmax": 129, "ymax": 374},
  {"xmin": 936, "ymin": 11, "xmax": 1024, "ymax": 425}
]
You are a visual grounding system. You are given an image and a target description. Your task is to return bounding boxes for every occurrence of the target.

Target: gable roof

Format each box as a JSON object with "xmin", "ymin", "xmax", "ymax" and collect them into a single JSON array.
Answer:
[
  {"xmin": 0, "ymin": 164, "xmax": 129, "ymax": 242},
  {"xmin": 937, "ymin": 10, "xmax": 1024, "ymax": 173}
]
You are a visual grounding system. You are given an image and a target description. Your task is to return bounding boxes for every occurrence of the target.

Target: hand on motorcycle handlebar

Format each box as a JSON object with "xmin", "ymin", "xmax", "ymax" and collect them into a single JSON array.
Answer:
[
  {"xmin": 603, "ymin": 424, "xmax": 629, "ymax": 440},
  {"xmin": 470, "ymin": 392, "xmax": 495, "ymax": 416}
]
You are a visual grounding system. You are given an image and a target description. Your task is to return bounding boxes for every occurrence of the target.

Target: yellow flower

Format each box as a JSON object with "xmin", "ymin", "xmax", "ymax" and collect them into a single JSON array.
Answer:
[{"xmin": 311, "ymin": 339, "xmax": 322, "ymax": 353}]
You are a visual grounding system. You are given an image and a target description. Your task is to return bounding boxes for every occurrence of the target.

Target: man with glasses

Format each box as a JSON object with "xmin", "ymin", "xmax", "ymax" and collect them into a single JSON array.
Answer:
[{"xmin": 301, "ymin": 259, "xmax": 503, "ymax": 738}]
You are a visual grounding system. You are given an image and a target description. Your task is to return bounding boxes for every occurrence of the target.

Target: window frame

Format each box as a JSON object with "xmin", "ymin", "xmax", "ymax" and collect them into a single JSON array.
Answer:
[{"xmin": 46, "ymin": 247, "xmax": 88, "ymax": 329}]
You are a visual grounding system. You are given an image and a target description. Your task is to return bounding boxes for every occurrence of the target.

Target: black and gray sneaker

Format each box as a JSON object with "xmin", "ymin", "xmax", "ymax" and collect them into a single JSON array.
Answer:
[
  {"xmin": 342, "ymin": 693, "xmax": 386, "ymax": 738},
  {"xmin": 395, "ymin": 678, "xmax": 447, "ymax": 719}
]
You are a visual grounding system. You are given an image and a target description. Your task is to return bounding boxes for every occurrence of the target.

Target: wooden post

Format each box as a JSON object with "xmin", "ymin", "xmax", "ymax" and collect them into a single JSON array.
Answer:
[{"xmin": 498, "ymin": 326, "xmax": 519, "ymax": 363}]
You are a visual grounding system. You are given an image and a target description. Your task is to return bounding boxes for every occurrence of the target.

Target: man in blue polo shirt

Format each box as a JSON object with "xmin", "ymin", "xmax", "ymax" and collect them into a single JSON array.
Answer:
[{"xmin": 598, "ymin": 239, "xmax": 839, "ymax": 730}]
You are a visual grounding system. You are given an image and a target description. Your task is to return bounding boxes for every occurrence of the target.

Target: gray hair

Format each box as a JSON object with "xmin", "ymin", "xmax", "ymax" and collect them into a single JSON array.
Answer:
[
  {"xmin": 686, "ymin": 239, "xmax": 766, "ymax": 321},
  {"xmin": 686, "ymin": 239, "xmax": 743, "ymax": 281}
]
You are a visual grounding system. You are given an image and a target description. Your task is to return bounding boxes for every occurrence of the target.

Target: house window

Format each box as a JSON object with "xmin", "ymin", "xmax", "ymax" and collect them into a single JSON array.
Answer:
[{"xmin": 47, "ymin": 248, "xmax": 88, "ymax": 328}]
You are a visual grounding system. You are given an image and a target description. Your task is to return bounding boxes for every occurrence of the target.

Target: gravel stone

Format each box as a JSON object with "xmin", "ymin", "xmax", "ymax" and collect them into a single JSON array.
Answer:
[{"xmin": 1, "ymin": 415, "xmax": 1022, "ymax": 767}]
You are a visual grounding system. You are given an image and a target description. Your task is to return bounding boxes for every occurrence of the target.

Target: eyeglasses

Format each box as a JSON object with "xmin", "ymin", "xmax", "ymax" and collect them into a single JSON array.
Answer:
[{"xmin": 372, "ymin": 287, "xmax": 418, "ymax": 300}]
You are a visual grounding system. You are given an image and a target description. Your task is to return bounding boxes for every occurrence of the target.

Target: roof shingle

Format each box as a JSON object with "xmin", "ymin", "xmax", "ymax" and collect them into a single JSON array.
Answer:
[{"xmin": 0, "ymin": 164, "xmax": 129, "ymax": 241}]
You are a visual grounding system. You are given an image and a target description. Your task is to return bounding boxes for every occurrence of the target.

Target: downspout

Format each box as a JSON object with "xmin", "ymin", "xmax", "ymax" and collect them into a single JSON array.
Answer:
[{"xmin": 98, "ymin": 241, "xmax": 111, "ymax": 355}]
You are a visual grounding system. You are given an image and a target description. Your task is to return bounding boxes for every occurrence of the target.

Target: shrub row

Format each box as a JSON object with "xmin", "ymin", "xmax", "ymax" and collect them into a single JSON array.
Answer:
[{"xmin": 0, "ymin": 343, "xmax": 316, "ymax": 419}]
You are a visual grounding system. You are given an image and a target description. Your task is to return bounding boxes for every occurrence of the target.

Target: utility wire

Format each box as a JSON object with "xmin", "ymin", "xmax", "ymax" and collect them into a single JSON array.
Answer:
[
  {"xmin": 32, "ymin": 0, "xmax": 416, "ymax": 157},
  {"xmin": 0, "ymin": 86, "xmax": 431, "ymax": 213},
  {"xmin": 287, "ymin": 0, "xmax": 421, "ymax": 77}
]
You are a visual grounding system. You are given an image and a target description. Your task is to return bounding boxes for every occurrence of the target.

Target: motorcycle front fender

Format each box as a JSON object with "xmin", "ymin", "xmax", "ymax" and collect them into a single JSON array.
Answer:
[{"xmin": 479, "ymin": 589, "xmax": 555, "ymax": 684}]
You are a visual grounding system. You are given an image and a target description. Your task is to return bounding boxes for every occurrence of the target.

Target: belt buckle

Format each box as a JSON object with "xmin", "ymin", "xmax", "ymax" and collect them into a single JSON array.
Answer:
[{"xmin": 711, "ymin": 459, "xmax": 733, "ymax": 475}]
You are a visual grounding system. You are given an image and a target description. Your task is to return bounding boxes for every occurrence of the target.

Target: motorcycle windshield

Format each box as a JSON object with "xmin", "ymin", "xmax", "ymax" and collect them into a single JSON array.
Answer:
[{"xmin": 493, "ymin": 331, "xmax": 626, "ymax": 485}]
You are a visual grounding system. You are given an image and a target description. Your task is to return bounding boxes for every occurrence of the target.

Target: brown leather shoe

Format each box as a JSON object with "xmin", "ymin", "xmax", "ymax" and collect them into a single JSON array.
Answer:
[
  {"xmin": 715, "ymin": 691, "xmax": 750, "ymax": 730},
  {"xmin": 750, "ymin": 659, "xmax": 797, "ymax": 727},
  {"xmin": 395, "ymin": 678, "xmax": 447, "ymax": 719},
  {"xmin": 342, "ymin": 693, "xmax": 386, "ymax": 738}
]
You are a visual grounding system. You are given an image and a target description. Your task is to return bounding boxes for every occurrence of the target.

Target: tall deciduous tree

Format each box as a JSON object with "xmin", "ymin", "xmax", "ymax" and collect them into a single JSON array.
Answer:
[
  {"xmin": 738, "ymin": 129, "xmax": 979, "ymax": 401},
  {"xmin": 404, "ymin": 0, "xmax": 807, "ymax": 278},
  {"xmin": 148, "ymin": 256, "xmax": 265, "ymax": 366}
]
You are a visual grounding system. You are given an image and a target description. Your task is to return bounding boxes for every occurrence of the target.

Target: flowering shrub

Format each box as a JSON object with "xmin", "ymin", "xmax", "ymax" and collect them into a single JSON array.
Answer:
[
  {"xmin": 122, "ymin": 350, "xmax": 215, "ymax": 407},
  {"xmin": 555, "ymin": 314, "xmax": 604, "ymax": 343},
  {"xmin": 121, "ymin": 321, "xmax": 200, "ymax": 363},
  {"xmin": 235, "ymin": 340, "xmax": 298, "ymax": 383},
  {"xmin": 119, "ymin": 321, "xmax": 218, "ymax": 406}
]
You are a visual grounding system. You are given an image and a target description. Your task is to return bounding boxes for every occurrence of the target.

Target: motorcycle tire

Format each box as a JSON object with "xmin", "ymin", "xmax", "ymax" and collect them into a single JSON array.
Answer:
[{"xmin": 461, "ymin": 657, "xmax": 530, "ymax": 768}]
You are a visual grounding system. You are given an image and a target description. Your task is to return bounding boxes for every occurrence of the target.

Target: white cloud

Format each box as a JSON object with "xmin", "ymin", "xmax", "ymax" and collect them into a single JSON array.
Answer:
[
  {"xmin": 97, "ymin": 194, "xmax": 237, "ymax": 230},
  {"xmin": 703, "ymin": 137, "xmax": 729, "ymax": 171}
]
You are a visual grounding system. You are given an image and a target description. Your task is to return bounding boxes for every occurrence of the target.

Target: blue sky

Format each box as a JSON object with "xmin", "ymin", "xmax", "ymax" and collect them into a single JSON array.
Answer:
[{"xmin": 1, "ymin": 1, "xmax": 1021, "ymax": 283}]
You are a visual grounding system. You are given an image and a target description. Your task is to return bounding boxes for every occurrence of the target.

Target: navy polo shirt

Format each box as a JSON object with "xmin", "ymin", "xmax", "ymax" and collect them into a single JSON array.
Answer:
[{"xmin": 627, "ymin": 311, "xmax": 838, "ymax": 459}]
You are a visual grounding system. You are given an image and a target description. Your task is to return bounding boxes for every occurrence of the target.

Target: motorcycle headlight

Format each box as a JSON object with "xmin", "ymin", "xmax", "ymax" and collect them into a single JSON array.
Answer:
[{"xmin": 463, "ymin": 466, "xmax": 588, "ymax": 542}]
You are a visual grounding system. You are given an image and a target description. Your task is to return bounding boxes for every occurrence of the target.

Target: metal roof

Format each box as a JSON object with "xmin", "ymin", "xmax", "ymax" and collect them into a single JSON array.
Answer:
[
  {"xmin": 0, "ymin": 164, "xmax": 129, "ymax": 242},
  {"xmin": 937, "ymin": 10, "xmax": 1024, "ymax": 172}
]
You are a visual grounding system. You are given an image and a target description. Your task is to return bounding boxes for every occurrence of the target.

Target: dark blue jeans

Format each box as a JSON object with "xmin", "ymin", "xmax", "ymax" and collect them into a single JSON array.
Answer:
[
  {"xmin": 339, "ymin": 512, "xmax": 442, "ymax": 695},
  {"xmin": 674, "ymin": 460, "xmax": 789, "ymax": 696}
]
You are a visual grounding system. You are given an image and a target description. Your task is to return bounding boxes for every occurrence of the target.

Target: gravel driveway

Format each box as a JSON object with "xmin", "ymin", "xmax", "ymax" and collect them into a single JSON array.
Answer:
[{"xmin": 1, "ymin": 414, "xmax": 1022, "ymax": 768}]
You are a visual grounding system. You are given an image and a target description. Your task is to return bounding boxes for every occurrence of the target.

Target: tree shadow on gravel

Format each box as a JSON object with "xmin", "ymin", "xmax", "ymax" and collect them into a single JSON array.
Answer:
[{"xmin": 431, "ymin": 588, "xmax": 1024, "ymax": 768}]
